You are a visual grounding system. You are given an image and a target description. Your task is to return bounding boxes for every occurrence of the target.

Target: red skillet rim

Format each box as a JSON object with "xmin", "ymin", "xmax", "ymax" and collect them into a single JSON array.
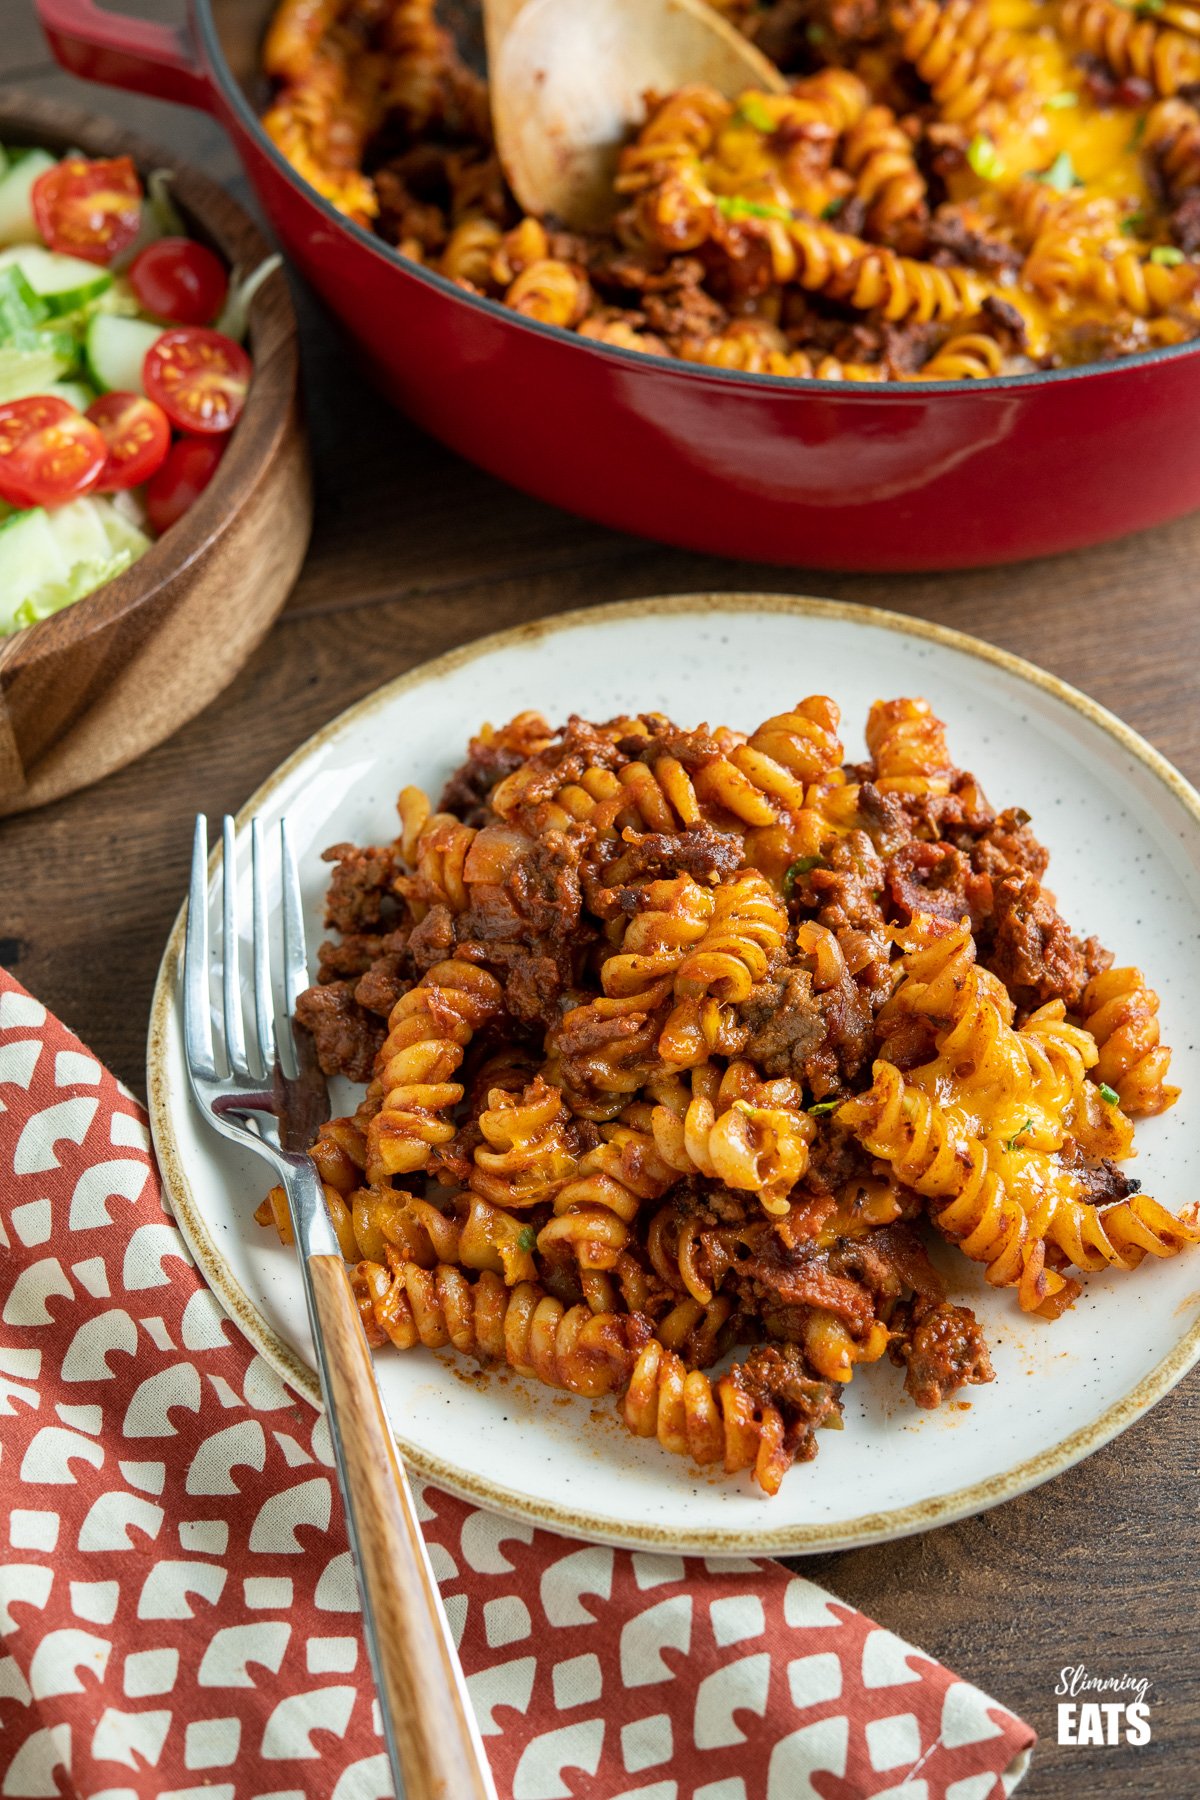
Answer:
[{"xmin": 202, "ymin": 1, "xmax": 1200, "ymax": 399}]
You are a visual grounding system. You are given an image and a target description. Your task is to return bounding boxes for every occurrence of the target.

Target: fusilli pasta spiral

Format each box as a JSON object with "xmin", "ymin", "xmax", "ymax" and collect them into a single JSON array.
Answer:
[
  {"xmin": 256, "ymin": 693, "xmax": 1190, "ymax": 1493},
  {"xmin": 367, "ymin": 958, "xmax": 504, "ymax": 1181},
  {"xmin": 1080, "ymin": 967, "xmax": 1181, "ymax": 1115},
  {"xmin": 262, "ymin": 0, "xmax": 1200, "ymax": 379}
]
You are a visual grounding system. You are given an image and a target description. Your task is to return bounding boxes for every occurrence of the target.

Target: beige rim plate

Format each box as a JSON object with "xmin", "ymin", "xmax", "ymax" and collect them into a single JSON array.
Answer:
[{"xmin": 148, "ymin": 594, "xmax": 1200, "ymax": 1554}]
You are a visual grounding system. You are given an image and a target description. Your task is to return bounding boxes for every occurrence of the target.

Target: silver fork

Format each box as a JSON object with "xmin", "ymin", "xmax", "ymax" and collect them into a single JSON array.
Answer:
[{"xmin": 184, "ymin": 814, "xmax": 495, "ymax": 1800}]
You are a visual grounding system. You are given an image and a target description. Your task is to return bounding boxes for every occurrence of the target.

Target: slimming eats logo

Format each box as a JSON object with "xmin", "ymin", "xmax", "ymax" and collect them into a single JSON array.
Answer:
[{"xmin": 1056, "ymin": 1666, "xmax": 1152, "ymax": 1746}]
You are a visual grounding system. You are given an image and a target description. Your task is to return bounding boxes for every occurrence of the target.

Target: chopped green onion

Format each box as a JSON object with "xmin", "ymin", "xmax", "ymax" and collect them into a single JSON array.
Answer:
[
  {"xmin": 1129, "ymin": 115, "xmax": 1147, "ymax": 150},
  {"xmin": 1121, "ymin": 211, "xmax": 1146, "ymax": 236},
  {"xmin": 808, "ymin": 1099, "xmax": 841, "ymax": 1116},
  {"xmin": 734, "ymin": 96, "xmax": 777, "ymax": 133},
  {"xmin": 1150, "ymin": 244, "xmax": 1185, "ymax": 265},
  {"xmin": 967, "ymin": 133, "xmax": 1006, "ymax": 182},
  {"xmin": 517, "ymin": 1225, "xmax": 537, "ymax": 1253},
  {"xmin": 1137, "ymin": 0, "xmax": 1164, "ymax": 14},
  {"xmin": 1098, "ymin": 1082, "xmax": 1120, "ymax": 1106},
  {"xmin": 1037, "ymin": 151, "xmax": 1082, "ymax": 192},
  {"xmin": 785, "ymin": 854, "xmax": 826, "ymax": 893},
  {"xmin": 1045, "ymin": 90, "xmax": 1079, "ymax": 109},
  {"xmin": 822, "ymin": 196, "xmax": 845, "ymax": 220},
  {"xmin": 807, "ymin": 21, "xmax": 828, "ymax": 42},
  {"xmin": 1002, "ymin": 1116, "xmax": 1034, "ymax": 1152},
  {"xmin": 715, "ymin": 195, "xmax": 793, "ymax": 223}
]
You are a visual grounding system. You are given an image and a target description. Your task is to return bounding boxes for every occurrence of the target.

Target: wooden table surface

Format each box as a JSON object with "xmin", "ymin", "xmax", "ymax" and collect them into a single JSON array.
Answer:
[{"xmin": 3, "ymin": 11, "xmax": 1198, "ymax": 1793}]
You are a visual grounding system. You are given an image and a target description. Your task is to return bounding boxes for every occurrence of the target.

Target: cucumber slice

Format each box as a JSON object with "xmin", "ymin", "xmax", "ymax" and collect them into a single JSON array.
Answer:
[
  {"xmin": 0, "ymin": 246, "xmax": 113, "ymax": 315},
  {"xmin": 85, "ymin": 312, "xmax": 162, "ymax": 395},
  {"xmin": 0, "ymin": 149, "xmax": 57, "ymax": 246},
  {"xmin": 0, "ymin": 339, "xmax": 76, "ymax": 401},
  {"xmin": 50, "ymin": 277, "xmax": 141, "ymax": 352}
]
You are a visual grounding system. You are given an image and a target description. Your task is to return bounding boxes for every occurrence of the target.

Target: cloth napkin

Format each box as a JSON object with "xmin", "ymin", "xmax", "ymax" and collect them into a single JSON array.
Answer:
[{"xmin": 0, "ymin": 969, "xmax": 1035, "ymax": 1800}]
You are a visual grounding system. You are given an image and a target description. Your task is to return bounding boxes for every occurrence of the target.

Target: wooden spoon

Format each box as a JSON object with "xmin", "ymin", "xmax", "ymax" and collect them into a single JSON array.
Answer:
[{"xmin": 484, "ymin": 0, "xmax": 787, "ymax": 230}]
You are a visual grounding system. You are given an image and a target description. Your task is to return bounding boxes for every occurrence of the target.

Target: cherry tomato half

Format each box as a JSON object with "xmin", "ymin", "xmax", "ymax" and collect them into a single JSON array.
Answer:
[
  {"xmin": 32, "ymin": 156, "xmax": 142, "ymax": 266},
  {"xmin": 85, "ymin": 392, "xmax": 171, "ymax": 492},
  {"xmin": 130, "ymin": 237, "xmax": 229, "ymax": 327},
  {"xmin": 0, "ymin": 395, "xmax": 107, "ymax": 508},
  {"xmin": 142, "ymin": 327, "xmax": 252, "ymax": 436},
  {"xmin": 144, "ymin": 434, "xmax": 226, "ymax": 535}
]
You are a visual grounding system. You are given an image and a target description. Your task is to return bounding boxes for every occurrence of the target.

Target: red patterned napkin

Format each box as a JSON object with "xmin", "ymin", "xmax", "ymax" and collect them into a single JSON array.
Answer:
[{"xmin": 0, "ymin": 969, "xmax": 1035, "ymax": 1800}]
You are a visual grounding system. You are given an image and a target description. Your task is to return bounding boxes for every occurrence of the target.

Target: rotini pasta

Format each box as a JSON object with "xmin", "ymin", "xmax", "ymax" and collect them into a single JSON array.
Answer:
[
  {"xmin": 647, "ymin": 1059, "xmax": 815, "ymax": 1215},
  {"xmin": 836, "ymin": 1060, "xmax": 1086, "ymax": 1316},
  {"xmin": 1145, "ymin": 98, "xmax": 1200, "ymax": 199},
  {"xmin": 394, "ymin": 786, "xmax": 479, "ymax": 915},
  {"xmin": 841, "ymin": 106, "xmax": 929, "ymax": 241},
  {"xmin": 659, "ymin": 870, "xmax": 789, "ymax": 1065},
  {"xmin": 1080, "ymin": 966, "xmax": 1181, "ymax": 1114},
  {"xmin": 367, "ymin": 958, "xmax": 504, "ymax": 1181},
  {"xmin": 840, "ymin": 916, "xmax": 1196, "ymax": 1310},
  {"xmin": 1059, "ymin": 0, "xmax": 1200, "ymax": 96},
  {"xmin": 897, "ymin": 0, "xmax": 1031, "ymax": 124},
  {"xmin": 258, "ymin": 695, "xmax": 1191, "ymax": 1493},
  {"xmin": 356, "ymin": 1259, "xmax": 842, "ymax": 1493},
  {"xmin": 600, "ymin": 876, "xmax": 718, "ymax": 998},
  {"xmin": 866, "ymin": 697, "xmax": 955, "ymax": 795},
  {"xmin": 262, "ymin": 0, "xmax": 1200, "ymax": 379}
]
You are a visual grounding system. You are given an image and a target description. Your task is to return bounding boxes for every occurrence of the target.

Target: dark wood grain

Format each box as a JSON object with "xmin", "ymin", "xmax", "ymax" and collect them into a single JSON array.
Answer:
[{"xmin": 2, "ymin": 15, "xmax": 1197, "ymax": 1795}]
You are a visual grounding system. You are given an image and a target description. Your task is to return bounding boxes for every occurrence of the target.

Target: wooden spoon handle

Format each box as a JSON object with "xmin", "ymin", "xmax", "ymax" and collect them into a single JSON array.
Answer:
[
  {"xmin": 481, "ymin": 0, "xmax": 530, "ymax": 85},
  {"xmin": 308, "ymin": 1254, "xmax": 494, "ymax": 1800},
  {"xmin": 483, "ymin": 0, "xmax": 531, "ymax": 40}
]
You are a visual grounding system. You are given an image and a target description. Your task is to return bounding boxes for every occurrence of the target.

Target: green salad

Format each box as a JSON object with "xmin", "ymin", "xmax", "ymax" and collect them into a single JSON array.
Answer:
[{"xmin": 0, "ymin": 142, "xmax": 270, "ymax": 636}]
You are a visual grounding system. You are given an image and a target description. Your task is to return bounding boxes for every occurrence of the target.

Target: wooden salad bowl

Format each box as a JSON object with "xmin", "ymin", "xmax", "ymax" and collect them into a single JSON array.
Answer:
[{"xmin": 0, "ymin": 89, "xmax": 311, "ymax": 817}]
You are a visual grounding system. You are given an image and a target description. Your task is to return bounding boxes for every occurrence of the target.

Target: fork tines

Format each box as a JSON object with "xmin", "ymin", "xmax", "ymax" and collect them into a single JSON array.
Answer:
[{"xmin": 184, "ymin": 813, "xmax": 309, "ymax": 1088}]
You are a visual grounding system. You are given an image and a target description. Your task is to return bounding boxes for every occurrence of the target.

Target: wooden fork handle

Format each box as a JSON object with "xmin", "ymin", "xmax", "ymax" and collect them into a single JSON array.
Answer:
[{"xmin": 307, "ymin": 1255, "xmax": 495, "ymax": 1800}]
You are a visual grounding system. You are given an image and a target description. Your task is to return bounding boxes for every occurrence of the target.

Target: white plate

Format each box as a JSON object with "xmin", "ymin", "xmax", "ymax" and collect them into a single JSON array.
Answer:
[{"xmin": 149, "ymin": 594, "xmax": 1200, "ymax": 1555}]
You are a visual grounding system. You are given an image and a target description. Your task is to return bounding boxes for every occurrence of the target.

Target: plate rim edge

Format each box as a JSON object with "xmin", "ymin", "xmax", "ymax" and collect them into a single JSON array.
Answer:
[{"xmin": 147, "ymin": 589, "xmax": 1200, "ymax": 1555}]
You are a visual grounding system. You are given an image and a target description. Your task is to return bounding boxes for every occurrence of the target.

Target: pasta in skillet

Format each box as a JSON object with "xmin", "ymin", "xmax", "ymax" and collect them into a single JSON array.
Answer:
[
  {"xmin": 256, "ymin": 695, "xmax": 1198, "ymax": 1494},
  {"xmin": 260, "ymin": 0, "xmax": 1200, "ymax": 379}
]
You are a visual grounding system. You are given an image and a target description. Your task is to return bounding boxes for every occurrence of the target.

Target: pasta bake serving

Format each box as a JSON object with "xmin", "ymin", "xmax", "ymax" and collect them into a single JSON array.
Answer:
[
  {"xmin": 256, "ymin": 696, "xmax": 1199, "ymax": 1494},
  {"xmin": 259, "ymin": 0, "xmax": 1200, "ymax": 380}
]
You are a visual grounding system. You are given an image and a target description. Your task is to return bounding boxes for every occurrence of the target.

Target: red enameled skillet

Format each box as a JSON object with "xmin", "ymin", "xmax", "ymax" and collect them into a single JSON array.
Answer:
[{"xmin": 38, "ymin": 0, "xmax": 1200, "ymax": 570}]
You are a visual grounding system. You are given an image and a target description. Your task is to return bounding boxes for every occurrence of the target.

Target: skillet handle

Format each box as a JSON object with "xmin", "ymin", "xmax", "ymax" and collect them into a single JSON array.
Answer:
[{"xmin": 37, "ymin": 0, "xmax": 215, "ymax": 114}]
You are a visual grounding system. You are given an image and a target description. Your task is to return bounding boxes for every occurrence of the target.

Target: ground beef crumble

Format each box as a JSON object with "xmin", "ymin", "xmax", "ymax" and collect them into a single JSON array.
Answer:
[
  {"xmin": 728, "ymin": 1343, "xmax": 844, "ymax": 1464},
  {"xmin": 295, "ymin": 981, "xmax": 383, "ymax": 1083},
  {"xmin": 984, "ymin": 873, "xmax": 1106, "ymax": 1011},
  {"xmin": 888, "ymin": 1297, "xmax": 994, "ymax": 1409},
  {"xmin": 287, "ymin": 697, "xmax": 1167, "ymax": 1494}
]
